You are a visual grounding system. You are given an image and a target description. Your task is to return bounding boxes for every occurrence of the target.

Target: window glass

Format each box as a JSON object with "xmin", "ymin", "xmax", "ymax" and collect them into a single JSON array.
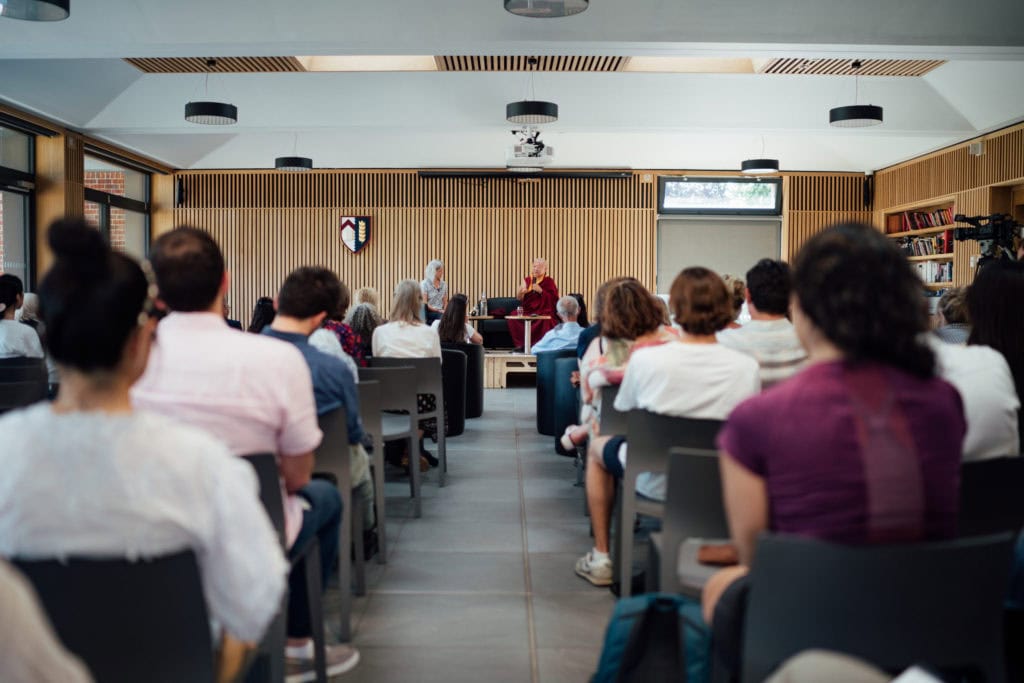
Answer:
[
  {"xmin": 0, "ymin": 190, "xmax": 30, "ymax": 285},
  {"xmin": 84, "ymin": 154, "xmax": 148, "ymax": 202},
  {"xmin": 0, "ymin": 126, "xmax": 32, "ymax": 174},
  {"xmin": 659, "ymin": 177, "xmax": 782, "ymax": 215},
  {"xmin": 111, "ymin": 207, "xmax": 148, "ymax": 261}
]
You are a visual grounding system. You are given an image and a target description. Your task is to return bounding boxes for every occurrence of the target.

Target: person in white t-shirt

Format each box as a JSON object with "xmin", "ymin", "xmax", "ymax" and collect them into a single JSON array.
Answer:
[
  {"xmin": 575, "ymin": 268, "xmax": 760, "ymax": 587},
  {"xmin": 0, "ymin": 220, "xmax": 288, "ymax": 681},
  {"xmin": 0, "ymin": 276, "xmax": 43, "ymax": 360},
  {"xmin": 717, "ymin": 259, "xmax": 807, "ymax": 388}
]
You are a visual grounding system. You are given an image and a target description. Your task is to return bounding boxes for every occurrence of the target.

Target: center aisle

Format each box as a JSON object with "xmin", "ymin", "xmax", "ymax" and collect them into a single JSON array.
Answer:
[{"xmin": 333, "ymin": 387, "xmax": 615, "ymax": 682}]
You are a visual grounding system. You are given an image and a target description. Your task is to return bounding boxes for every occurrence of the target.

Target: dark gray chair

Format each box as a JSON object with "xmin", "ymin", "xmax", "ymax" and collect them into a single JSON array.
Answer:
[
  {"xmin": 742, "ymin": 532, "xmax": 1016, "ymax": 683},
  {"xmin": 613, "ymin": 410, "xmax": 723, "ymax": 597},
  {"xmin": 243, "ymin": 453, "xmax": 327, "ymax": 683},
  {"xmin": 357, "ymin": 366, "xmax": 421, "ymax": 517},
  {"xmin": 441, "ymin": 348, "xmax": 467, "ymax": 438},
  {"xmin": 0, "ymin": 357, "xmax": 48, "ymax": 413},
  {"xmin": 442, "ymin": 341, "xmax": 484, "ymax": 418},
  {"xmin": 15, "ymin": 550, "xmax": 215, "ymax": 683},
  {"xmin": 314, "ymin": 407, "xmax": 358, "ymax": 640},
  {"xmin": 479, "ymin": 297, "xmax": 521, "ymax": 349},
  {"xmin": 536, "ymin": 348, "xmax": 576, "ymax": 436},
  {"xmin": 356, "ymin": 380, "xmax": 388, "ymax": 563},
  {"xmin": 959, "ymin": 457, "xmax": 1024, "ymax": 537},
  {"xmin": 647, "ymin": 447, "xmax": 729, "ymax": 596},
  {"xmin": 371, "ymin": 357, "xmax": 448, "ymax": 486},
  {"xmin": 551, "ymin": 354, "xmax": 579, "ymax": 451}
]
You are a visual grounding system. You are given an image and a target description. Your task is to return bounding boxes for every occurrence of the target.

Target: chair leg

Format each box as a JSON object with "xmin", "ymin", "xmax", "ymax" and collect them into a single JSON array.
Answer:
[
  {"xmin": 337, "ymin": 483, "xmax": 353, "ymax": 644},
  {"xmin": 617, "ymin": 479, "xmax": 636, "ymax": 599},
  {"xmin": 408, "ymin": 436, "xmax": 421, "ymax": 518},
  {"xmin": 437, "ymin": 420, "xmax": 447, "ymax": 487},
  {"xmin": 304, "ymin": 542, "xmax": 328, "ymax": 683},
  {"xmin": 372, "ymin": 435, "xmax": 387, "ymax": 565},
  {"xmin": 352, "ymin": 493, "xmax": 366, "ymax": 598}
]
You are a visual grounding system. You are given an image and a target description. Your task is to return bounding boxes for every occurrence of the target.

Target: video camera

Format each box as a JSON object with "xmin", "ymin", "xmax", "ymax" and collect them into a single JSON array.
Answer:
[{"xmin": 952, "ymin": 213, "xmax": 1022, "ymax": 263}]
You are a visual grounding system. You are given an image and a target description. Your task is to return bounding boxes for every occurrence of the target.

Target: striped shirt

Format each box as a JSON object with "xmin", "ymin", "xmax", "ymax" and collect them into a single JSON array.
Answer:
[{"xmin": 717, "ymin": 318, "xmax": 807, "ymax": 389}]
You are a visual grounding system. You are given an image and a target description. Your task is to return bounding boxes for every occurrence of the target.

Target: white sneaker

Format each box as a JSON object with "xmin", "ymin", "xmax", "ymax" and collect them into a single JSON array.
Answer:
[
  {"xmin": 285, "ymin": 643, "xmax": 360, "ymax": 681},
  {"xmin": 560, "ymin": 425, "xmax": 584, "ymax": 452},
  {"xmin": 575, "ymin": 551, "xmax": 613, "ymax": 587}
]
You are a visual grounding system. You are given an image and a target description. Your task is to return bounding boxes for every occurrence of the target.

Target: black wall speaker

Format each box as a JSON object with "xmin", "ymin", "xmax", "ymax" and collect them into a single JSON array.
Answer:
[
  {"xmin": 174, "ymin": 177, "xmax": 185, "ymax": 207},
  {"xmin": 863, "ymin": 174, "xmax": 874, "ymax": 209}
]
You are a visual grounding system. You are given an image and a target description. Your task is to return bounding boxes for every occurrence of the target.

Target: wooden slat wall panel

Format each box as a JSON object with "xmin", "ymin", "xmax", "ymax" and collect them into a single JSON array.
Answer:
[
  {"xmin": 125, "ymin": 57, "xmax": 304, "ymax": 73},
  {"xmin": 761, "ymin": 58, "xmax": 944, "ymax": 77},
  {"xmin": 435, "ymin": 55, "xmax": 625, "ymax": 72},
  {"xmin": 783, "ymin": 174, "xmax": 869, "ymax": 260}
]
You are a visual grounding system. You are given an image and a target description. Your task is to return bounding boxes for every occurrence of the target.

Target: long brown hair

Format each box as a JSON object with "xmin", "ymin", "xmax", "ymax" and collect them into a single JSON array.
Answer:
[
  {"xmin": 437, "ymin": 294, "xmax": 469, "ymax": 343},
  {"xmin": 601, "ymin": 278, "xmax": 663, "ymax": 340}
]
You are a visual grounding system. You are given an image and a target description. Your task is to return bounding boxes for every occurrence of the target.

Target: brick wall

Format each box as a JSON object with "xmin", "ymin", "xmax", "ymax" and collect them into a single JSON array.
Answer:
[{"xmin": 84, "ymin": 171, "xmax": 126, "ymax": 250}]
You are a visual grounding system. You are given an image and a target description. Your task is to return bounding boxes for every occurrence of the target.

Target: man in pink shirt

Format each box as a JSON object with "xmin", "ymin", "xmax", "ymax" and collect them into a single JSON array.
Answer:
[{"xmin": 132, "ymin": 227, "xmax": 358, "ymax": 679}]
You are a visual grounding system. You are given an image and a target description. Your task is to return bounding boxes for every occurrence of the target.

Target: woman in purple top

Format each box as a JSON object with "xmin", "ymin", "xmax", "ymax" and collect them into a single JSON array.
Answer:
[{"xmin": 704, "ymin": 222, "xmax": 967, "ymax": 679}]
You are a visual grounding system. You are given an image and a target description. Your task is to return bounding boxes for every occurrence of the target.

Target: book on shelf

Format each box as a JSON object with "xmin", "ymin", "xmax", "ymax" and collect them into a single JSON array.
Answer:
[
  {"xmin": 913, "ymin": 260, "xmax": 953, "ymax": 284},
  {"xmin": 886, "ymin": 207, "xmax": 955, "ymax": 233},
  {"xmin": 896, "ymin": 233, "xmax": 953, "ymax": 256}
]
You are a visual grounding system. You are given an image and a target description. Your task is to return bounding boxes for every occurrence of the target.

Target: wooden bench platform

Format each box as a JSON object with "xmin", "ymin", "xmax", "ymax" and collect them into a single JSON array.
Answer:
[{"xmin": 484, "ymin": 353, "xmax": 537, "ymax": 389}]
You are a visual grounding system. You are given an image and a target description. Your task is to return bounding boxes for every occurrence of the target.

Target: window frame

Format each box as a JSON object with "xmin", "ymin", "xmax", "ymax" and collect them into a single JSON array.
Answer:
[
  {"xmin": 0, "ymin": 124, "xmax": 37, "ymax": 288},
  {"xmin": 658, "ymin": 175, "xmax": 783, "ymax": 216},
  {"xmin": 83, "ymin": 154, "xmax": 151, "ymax": 257}
]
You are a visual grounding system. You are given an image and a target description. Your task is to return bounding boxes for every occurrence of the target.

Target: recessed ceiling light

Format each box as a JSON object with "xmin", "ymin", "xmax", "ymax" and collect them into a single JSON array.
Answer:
[
  {"xmin": 504, "ymin": 0, "xmax": 588, "ymax": 18},
  {"xmin": 296, "ymin": 55, "xmax": 437, "ymax": 72}
]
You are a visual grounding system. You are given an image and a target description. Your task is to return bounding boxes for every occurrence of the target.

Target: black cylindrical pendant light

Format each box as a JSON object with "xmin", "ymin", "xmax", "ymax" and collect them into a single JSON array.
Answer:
[
  {"xmin": 504, "ymin": 0, "xmax": 588, "ymax": 17},
  {"xmin": 740, "ymin": 158, "xmax": 780, "ymax": 174},
  {"xmin": 0, "ymin": 0, "xmax": 69, "ymax": 21},
  {"xmin": 829, "ymin": 104, "xmax": 883, "ymax": 128},
  {"xmin": 506, "ymin": 100, "xmax": 558, "ymax": 124},
  {"xmin": 275, "ymin": 156, "xmax": 313, "ymax": 172},
  {"xmin": 184, "ymin": 101, "xmax": 238, "ymax": 125}
]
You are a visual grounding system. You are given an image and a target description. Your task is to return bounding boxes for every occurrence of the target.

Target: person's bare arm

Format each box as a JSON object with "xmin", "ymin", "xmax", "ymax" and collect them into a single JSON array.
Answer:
[
  {"xmin": 719, "ymin": 451, "xmax": 768, "ymax": 566},
  {"xmin": 216, "ymin": 634, "xmax": 255, "ymax": 683},
  {"xmin": 517, "ymin": 280, "xmax": 529, "ymax": 297},
  {"xmin": 470, "ymin": 330, "xmax": 483, "ymax": 344},
  {"xmin": 279, "ymin": 452, "xmax": 315, "ymax": 494}
]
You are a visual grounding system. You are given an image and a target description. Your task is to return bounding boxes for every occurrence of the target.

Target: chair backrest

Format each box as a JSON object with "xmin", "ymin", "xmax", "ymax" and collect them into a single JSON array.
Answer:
[
  {"xmin": 664, "ymin": 446, "xmax": 729, "ymax": 540},
  {"xmin": 357, "ymin": 366, "xmax": 418, "ymax": 416},
  {"xmin": 242, "ymin": 453, "xmax": 287, "ymax": 550},
  {"xmin": 316, "ymin": 407, "xmax": 351, "ymax": 491},
  {"xmin": 0, "ymin": 356, "xmax": 47, "ymax": 380},
  {"xmin": 441, "ymin": 348, "xmax": 467, "ymax": 437},
  {"xmin": 15, "ymin": 550, "xmax": 215, "ymax": 683},
  {"xmin": 357, "ymin": 379, "xmax": 382, "ymax": 439},
  {"xmin": 0, "ymin": 378, "xmax": 49, "ymax": 413},
  {"xmin": 624, "ymin": 410, "xmax": 723, "ymax": 481},
  {"xmin": 742, "ymin": 533, "xmax": 1015, "ymax": 683},
  {"xmin": 442, "ymin": 341, "xmax": 484, "ymax": 418},
  {"xmin": 371, "ymin": 357, "xmax": 443, "ymax": 405},
  {"xmin": 598, "ymin": 384, "xmax": 628, "ymax": 436},
  {"xmin": 959, "ymin": 457, "xmax": 1024, "ymax": 537}
]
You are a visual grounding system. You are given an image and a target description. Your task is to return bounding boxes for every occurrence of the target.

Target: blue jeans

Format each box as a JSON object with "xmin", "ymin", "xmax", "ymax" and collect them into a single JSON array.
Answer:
[{"xmin": 287, "ymin": 479, "xmax": 342, "ymax": 638}]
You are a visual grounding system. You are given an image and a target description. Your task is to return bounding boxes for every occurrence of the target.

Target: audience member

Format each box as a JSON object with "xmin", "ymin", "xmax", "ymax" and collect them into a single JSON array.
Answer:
[
  {"xmin": 421, "ymin": 259, "xmax": 448, "ymax": 324},
  {"xmin": 130, "ymin": 227, "xmax": 357, "ymax": 677},
  {"xmin": 530, "ymin": 295, "xmax": 583, "ymax": 353},
  {"xmin": 576, "ymin": 280, "xmax": 612, "ymax": 360},
  {"xmin": 967, "ymin": 259, "xmax": 1024, "ymax": 452},
  {"xmin": 0, "ymin": 560, "xmax": 93, "ymax": 683},
  {"xmin": 353, "ymin": 286, "xmax": 380, "ymax": 310},
  {"xmin": 223, "ymin": 298, "xmax": 242, "ymax": 330},
  {"xmin": 933, "ymin": 286, "xmax": 970, "ymax": 344},
  {"xmin": 374, "ymin": 279, "xmax": 443, "ymax": 467},
  {"xmin": 320, "ymin": 280, "xmax": 368, "ymax": 367},
  {"xmin": 704, "ymin": 223, "xmax": 966, "ymax": 679},
  {"xmin": 247, "ymin": 296, "xmax": 276, "ymax": 333},
  {"xmin": 308, "ymin": 280, "xmax": 359, "ymax": 381},
  {"xmin": 0, "ymin": 276, "xmax": 43, "ymax": 359},
  {"xmin": 264, "ymin": 267, "xmax": 375, "ymax": 536},
  {"xmin": 721, "ymin": 274, "xmax": 746, "ymax": 328},
  {"xmin": 346, "ymin": 303, "xmax": 382, "ymax": 361},
  {"xmin": 717, "ymin": 259, "xmax": 807, "ymax": 388},
  {"xmin": 574, "ymin": 268, "xmax": 760, "ymax": 587},
  {"xmin": 570, "ymin": 292, "xmax": 589, "ymax": 328},
  {"xmin": 10, "ymin": 290, "xmax": 59, "ymax": 386},
  {"xmin": 432, "ymin": 293, "xmax": 482, "ymax": 344},
  {"xmin": 0, "ymin": 220, "xmax": 287, "ymax": 680}
]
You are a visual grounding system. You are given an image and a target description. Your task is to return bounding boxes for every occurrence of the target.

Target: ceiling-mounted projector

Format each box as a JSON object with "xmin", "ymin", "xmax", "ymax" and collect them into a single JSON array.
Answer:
[{"xmin": 507, "ymin": 125, "xmax": 554, "ymax": 172}]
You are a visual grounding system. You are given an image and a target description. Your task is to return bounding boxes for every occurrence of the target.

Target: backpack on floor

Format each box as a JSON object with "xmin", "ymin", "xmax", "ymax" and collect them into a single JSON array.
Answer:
[{"xmin": 592, "ymin": 593, "xmax": 710, "ymax": 683}]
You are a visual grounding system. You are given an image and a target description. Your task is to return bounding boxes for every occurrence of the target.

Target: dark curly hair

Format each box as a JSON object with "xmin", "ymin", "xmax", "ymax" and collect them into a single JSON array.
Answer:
[
  {"xmin": 670, "ymin": 267, "xmax": 734, "ymax": 335},
  {"xmin": 746, "ymin": 258, "xmax": 792, "ymax": 315},
  {"xmin": 792, "ymin": 222, "xmax": 934, "ymax": 378},
  {"xmin": 967, "ymin": 260, "xmax": 1024, "ymax": 400},
  {"xmin": 601, "ymin": 278, "xmax": 663, "ymax": 340}
]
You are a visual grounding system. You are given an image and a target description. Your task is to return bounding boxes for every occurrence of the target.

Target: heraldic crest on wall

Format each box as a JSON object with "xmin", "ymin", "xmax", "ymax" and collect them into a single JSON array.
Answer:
[{"xmin": 340, "ymin": 216, "xmax": 371, "ymax": 253}]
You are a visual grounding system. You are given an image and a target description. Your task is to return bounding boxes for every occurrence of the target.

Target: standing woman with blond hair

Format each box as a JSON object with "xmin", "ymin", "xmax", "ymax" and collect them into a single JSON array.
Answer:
[{"xmin": 421, "ymin": 259, "xmax": 448, "ymax": 324}]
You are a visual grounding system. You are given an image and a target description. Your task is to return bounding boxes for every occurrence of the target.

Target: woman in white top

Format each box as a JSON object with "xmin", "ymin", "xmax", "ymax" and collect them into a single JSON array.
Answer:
[
  {"xmin": 420, "ymin": 259, "xmax": 448, "ymax": 324},
  {"xmin": 373, "ymin": 279, "xmax": 443, "ymax": 463},
  {"xmin": 431, "ymin": 294, "xmax": 483, "ymax": 345},
  {"xmin": 0, "ymin": 220, "xmax": 287, "ymax": 680},
  {"xmin": 0, "ymin": 277, "xmax": 43, "ymax": 360}
]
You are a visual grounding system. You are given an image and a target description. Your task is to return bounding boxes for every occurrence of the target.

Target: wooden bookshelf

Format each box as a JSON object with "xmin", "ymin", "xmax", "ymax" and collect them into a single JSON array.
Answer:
[
  {"xmin": 908, "ymin": 253, "xmax": 954, "ymax": 262},
  {"xmin": 887, "ymin": 224, "xmax": 956, "ymax": 239},
  {"xmin": 884, "ymin": 201, "xmax": 956, "ymax": 235},
  {"xmin": 923, "ymin": 282, "xmax": 953, "ymax": 291}
]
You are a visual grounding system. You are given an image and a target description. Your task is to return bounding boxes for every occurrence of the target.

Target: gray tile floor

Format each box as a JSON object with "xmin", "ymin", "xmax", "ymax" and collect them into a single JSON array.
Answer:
[{"xmin": 327, "ymin": 388, "xmax": 615, "ymax": 682}]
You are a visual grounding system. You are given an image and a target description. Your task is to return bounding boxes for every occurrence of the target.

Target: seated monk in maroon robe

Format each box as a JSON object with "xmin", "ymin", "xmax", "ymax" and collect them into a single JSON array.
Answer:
[{"xmin": 508, "ymin": 257, "xmax": 559, "ymax": 350}]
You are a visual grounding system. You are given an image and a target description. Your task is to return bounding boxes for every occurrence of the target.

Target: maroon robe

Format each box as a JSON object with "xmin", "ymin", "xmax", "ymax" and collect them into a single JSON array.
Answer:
[{"xmin": 508, "ymin": 275, "xmax": 559, "ymax": 349}]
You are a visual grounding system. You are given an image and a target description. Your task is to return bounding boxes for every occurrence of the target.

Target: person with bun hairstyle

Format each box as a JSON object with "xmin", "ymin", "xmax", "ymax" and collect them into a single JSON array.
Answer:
[
  {"xmin": 703, "ymin": 223, "xmax": 966, "ymax": 680},
  {"xmin": 574, "ymin": 269, "xmax": 760, "ymax": 587},
  {"xmin": 0, "ymin": 219, "xmax": 288, "ymax": 681}
]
